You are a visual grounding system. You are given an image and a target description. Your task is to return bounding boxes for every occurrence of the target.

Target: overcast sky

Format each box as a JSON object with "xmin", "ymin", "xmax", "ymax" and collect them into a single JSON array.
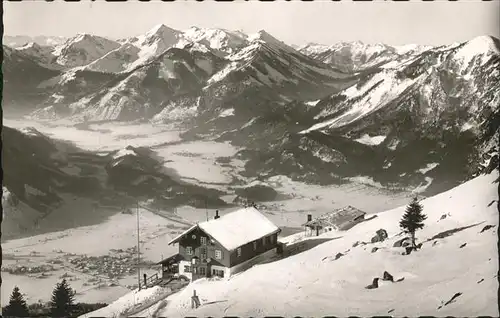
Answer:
[{"xmin": 4, "ymin": 1, "xmax": 499, "ymax": 46}]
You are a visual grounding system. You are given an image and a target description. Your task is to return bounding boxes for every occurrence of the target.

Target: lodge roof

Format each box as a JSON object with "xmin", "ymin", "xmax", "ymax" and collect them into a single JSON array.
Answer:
[
  {"xmin": 168, "ymin": 207, "xmax": 280, "ymax": 251},
  {"xmin": 157, "ymin": 253, "xmax": 185, "ymax": 265},
  {"xmin": 303, "ymin": 205, "xmax": 366, "ymax": 228}
]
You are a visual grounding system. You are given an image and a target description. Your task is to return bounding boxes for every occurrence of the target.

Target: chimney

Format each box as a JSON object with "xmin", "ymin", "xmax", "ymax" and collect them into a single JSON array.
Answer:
[
  {"xmin": 307, "ymin": 214, "xmax": 312, "ymax": 222},
  {"xmin": 214, "ymin": 210, "xmax": 220, "ymax": 220}
]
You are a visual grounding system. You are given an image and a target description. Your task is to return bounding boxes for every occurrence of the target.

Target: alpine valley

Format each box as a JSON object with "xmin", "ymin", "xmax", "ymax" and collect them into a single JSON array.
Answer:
[{"xmin": 2, "ymin": 25, "xmax": 499, "ymax": 238}]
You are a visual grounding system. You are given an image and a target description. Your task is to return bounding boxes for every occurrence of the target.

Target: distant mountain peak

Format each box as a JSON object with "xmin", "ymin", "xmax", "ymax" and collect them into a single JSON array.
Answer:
[
  {"xmin": 51, "ymin": 33, "xmax": 121, "ymax": 68},
  {"xmin": 247, "ymin": 29, "xmax": 297, "ymax": 54},
  {"xmin": 145, "ymin": 24, "xmax": 180, "ymax": 38},
  {"xmin": 74, "ymin": 33, "xmax": 92, "ymax": 39},
  {"xmin": 18, "ymin": 42, "xmax": 41, "ymax": 50},
  {"xmin": 249, "ymin": 30, "xmax": 279, "ymax": 43},
  {"xmin": 464, "ymin": 35, "xmax": 500, "ymax": 54},
  {"xmin": 182, "ymin": 26, "xmax": 248, "ymax": 54}
]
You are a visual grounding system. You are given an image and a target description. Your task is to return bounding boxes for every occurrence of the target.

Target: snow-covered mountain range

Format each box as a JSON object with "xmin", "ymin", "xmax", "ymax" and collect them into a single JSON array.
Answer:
[
  {"xmin": 3, "ymin": 35, "xmax": 68, "ymax": 47},
  {"xmin": 3, "ymin": 26, "xmax": 499, "ymax": 196},
  {"xmin": 298, "ymin": 41, "xmax": 432, "ymax": 73}
]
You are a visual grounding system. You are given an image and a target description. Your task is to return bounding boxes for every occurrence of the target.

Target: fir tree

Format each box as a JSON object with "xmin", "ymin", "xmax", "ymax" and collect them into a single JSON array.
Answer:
[
  {"xmin": 3, "ymin": 286, "xmax": 30, "ymax": 317},
  {"xmin": 399, "ymin": 196, "xmax": 427, "ymax": 248},
  {"xmin": 50, "ymin": 279, "xmax": 76, "ymax": 317}
]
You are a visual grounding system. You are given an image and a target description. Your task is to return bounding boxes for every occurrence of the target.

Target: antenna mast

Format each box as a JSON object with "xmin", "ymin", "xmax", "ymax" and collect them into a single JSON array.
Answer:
[{"xmin": 137, "ymin": 201, "xmax": 141, "ymax": 290}]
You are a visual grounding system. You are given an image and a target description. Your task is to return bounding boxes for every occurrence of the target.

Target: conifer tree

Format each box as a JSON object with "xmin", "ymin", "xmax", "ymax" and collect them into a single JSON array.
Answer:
[
  {"xmin": 399, "ymin": 196, "xmax": 427, "ymax": 248},
  {"xmin": 50, "ymin": 279, "xmax": 76, "ymax": 317},
  {"xmin": 3, "ymin": 286, "xmax": 30, "ymax": 317}
]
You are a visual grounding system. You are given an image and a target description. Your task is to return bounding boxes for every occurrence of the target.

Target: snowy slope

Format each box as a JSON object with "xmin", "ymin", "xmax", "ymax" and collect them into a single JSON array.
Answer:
[
  {"xmin": 206, "ymin": 29, "xmax": 349, "ymax": 88},
  {"xmin": 2, "ymin": 45, "xmax": 61, "ymax": 115},
  {"xmin": 300, "ymin": 69, "xmax": 424, "ymax": 133},
  {"xmin": 69, "ymin": 47, "xmax": 222, "ymax": 121},
  {"xmin": 15, "ymin": 42, "xmax": 59, "ymax": 69},
  {"xmin": 82, "ymin": 25, "xmax": 243, "ymax": 73},
  {"xmin": 299, "ymin": 41, "xmax": 432, "ymax": 73},
  {"xmin": 182, "ymin": 27, "xmax": 248, "ymax": 55},
  {"xmin": 200, "ymin": 29, "xmax": 354, "ymax": 113},
  {"xmin": 85, "ymin": 43, "xmax": 141, "ymax": 73},
  {"xmin": 300, "ymin": 36, "xmax": 500, "ymax": 133},
  {"xmin": 157, "ymin": 172, "xmax": 498, "ymax": 317},
  {"xmin": 52, "ymin": 34, "xmax": 121, "ymax": 68},
  {"xmin": 281, "ymin": 36, "xmax": 499, "ymax": 194},
  {"xmin": 90, "ymin": 172, "xmax": 499, "ymax": 317},
  {"xmin": 450, "ymin": 35, "xmax": 500, "ymax": 74},
  {"xmin": 125, "ymin": 24, "xmax": 184, "ymax": 71}
]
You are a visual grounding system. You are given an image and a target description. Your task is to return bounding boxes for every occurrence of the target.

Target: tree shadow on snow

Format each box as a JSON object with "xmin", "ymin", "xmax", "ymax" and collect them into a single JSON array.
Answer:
[{"xmin": 426, "ymin": 222, "xmax": 484, "ymax": 242}]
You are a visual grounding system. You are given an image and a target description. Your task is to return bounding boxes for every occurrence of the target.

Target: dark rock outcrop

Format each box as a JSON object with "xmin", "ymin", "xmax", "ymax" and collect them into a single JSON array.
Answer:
[
  {"xmin": 335, "ymin": 252, "xmax": 344, "ymax": 260},
  {"xmin": 480, "ymin": 224, "xmax": 495, "ymax": 233},
  {"xmin": 393, "ymin": 237, "xmax": 411, "ymax": 247},
  {"xmin": 365, "ymin": 277, "xmax": 379, "ymax": 290},
  {"xmin": 403, "ymin": 246, "xmax": 414, "ymax": 255},
  {"xmin": 371, "ymin": 229, "xmax": 388, "ymax": 243},
  {"xmin": 234, "ymin": 184, "xmax": 278, "ymax": 202},
  {"xmin": 382, "ymin": 271, "xmax": 394, "ymax": 282}
]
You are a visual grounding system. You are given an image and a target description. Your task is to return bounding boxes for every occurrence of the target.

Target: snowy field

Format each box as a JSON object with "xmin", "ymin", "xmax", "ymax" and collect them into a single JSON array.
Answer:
[
  {"xmin": 3, "ymin": 119, "xmax": 182, "ymax": 152},
  {"xmin": 171, "ymin": 174, "xmax": 411, "ymax": 229},
  {"xmin": 91, "ymin": 172, "xmax": 498, "ymax": 317},
  {"xmin": 154, "ymin": 140, "xmax": 243, "ymax": 186},
  {"xmin": 3, "ymin": 119, "xmax": 414, "ymax": 202}
]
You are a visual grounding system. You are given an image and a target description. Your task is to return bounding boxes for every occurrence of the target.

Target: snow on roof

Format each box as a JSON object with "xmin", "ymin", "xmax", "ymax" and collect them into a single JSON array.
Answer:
[
  {"xmin": 168, "ymin": 224, "xmax": 198, "ymax": 246},
  {"xmin": 168, "ymin": 207, "xmax": 280, "ymax": 251},
  {"xmin": 157, "ymin": 253, "xmax": 185, "ymax": 265},
  {"xmin": 304, "ymin": 205, "xmax": 366, "ymax": 229},
  {"xmin": 112, "ymin": 147, "xmax": 137, "ymax": 160}
]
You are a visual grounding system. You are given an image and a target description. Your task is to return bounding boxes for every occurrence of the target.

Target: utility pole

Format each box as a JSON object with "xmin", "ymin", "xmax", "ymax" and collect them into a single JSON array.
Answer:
[
  {"xmin": 137, "ymin": 201, "xmax": 141, "ymax": 290},
  {"xmin": 205, "ymin": 199, "xmax": 208, "ymax": 221}
]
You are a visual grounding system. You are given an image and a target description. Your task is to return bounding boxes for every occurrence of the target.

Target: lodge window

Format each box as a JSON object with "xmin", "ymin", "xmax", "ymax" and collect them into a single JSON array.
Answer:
[
  {"xmin": 200, "ymin": 248, "xmax": 207, "ymax": 261},
  {"xmin": 215, "ymin": 249, "xmax": 222, "ymax": 260},
  {"xmin": 186, "ymin": 246, "xmax": 193, "ymax": 255},
  {"xmin": 200, "ymin": 237, "xmax": 207, "ymax": 245},
  {"xmin": 253, "ymin": 241, "xmax": 257, "ymax": 251},
  {"xmin": 184, "ymin": 265, "xmax": 191, "ymax": 273},
  {"xmin": 199, "ymin": 267, "xmax": 206, "ymax": 276},
  {"xmin": 237, "ymin": 247, "xmax": 242, "ymax": 257},
  {"xmin": 212, "ymin": 269, "xmax": 224, "ymax": 278}
]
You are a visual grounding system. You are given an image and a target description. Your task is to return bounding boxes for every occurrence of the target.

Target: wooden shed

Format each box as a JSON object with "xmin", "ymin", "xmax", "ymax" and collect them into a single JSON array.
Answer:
[{"xmin": 303, "ymin": 206, "xmax": 366, "ymax": 236}]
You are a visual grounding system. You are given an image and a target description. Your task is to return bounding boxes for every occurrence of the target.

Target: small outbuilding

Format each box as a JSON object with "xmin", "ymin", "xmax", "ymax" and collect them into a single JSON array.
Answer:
[{"xmin": 303, "ymin": 206, "xmax": 367, "ymax": 236}]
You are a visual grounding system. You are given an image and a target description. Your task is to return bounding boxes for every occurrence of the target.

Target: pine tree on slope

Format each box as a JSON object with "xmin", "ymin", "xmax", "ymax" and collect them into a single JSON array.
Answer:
[
  {"xmin": 50, "ymin": 279, "xmax": 76, "ymax": 317},
  {"xmin": 3, "ymin": 286, "xmax": 30, "ymax": 317},
  {"xmin": 399, "ymin": 196, "xmax": 427, "ymax": 249}
]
